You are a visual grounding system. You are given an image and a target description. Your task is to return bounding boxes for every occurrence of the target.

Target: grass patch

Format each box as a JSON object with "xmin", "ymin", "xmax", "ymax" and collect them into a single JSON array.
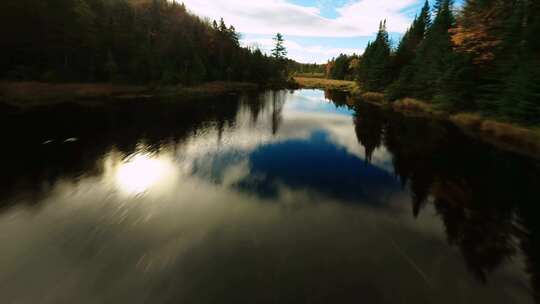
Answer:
[
  {"xmin": 392, "ymin": 98, "xmax": 444, "ymax": 115},
  {"xmin": 361, "ymin": 92, "xmax": 386, "ymax": 104},
  {"xmin": 451, "ymin": 113, "xmax": 540, "ymax": 159},
  {"xmin": 293, "ymin": 73, "xmax": 325, "ymax": 79},
  {"xmin": 294, "ymin": 77, "xmax": 359, "ymax": 92},
  {"xmin": 449, "ymin": 113, "xmax": 484, "ymax": 128},
  {"xmin": 0, "ymin": 81, "xmax": 265, "ymax": 107},
  {"xmin": 356, "ymin": 93, "xmax": 540, "ymax": 158},
  {"xmin": 157, "ymin": 81, "xmax": 259, "ymax": 99},
  {"xmin": 0, "ymin": 82, "xmax": 149, "ymax": 106}
]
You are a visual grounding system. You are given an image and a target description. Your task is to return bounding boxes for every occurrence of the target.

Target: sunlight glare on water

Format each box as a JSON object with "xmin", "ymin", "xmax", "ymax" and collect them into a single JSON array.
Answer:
[
  {"xmin": 0, "ymin": 90, "xmax": 539, "ymax": 304},
  {"xmin": 115, "ymin": 153, "xmax": 175, "ymax": 195}
]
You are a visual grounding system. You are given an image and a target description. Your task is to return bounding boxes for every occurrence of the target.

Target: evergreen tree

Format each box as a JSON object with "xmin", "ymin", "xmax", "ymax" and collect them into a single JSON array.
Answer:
[
  {"xmin": 228, "ymin": 26, "xmax": 240, "ymax": 47},
  {"xmin": 405, "ymin": 0, "xmax": 455, "ymax": 101},
  {"xmin": 387, "ymin": 1, "xmax": 431, "ymax": 100},
  {"xmin": 272, "ymin": 33, "xmax": 287, "ymax": 59},
  {"xmin": 497, "ymin": 0, "xmax": 540, "ymax": 123},
  {"xmin": 330, "ymin": 54, "xmax": 349, "ymax": 80},
  {"xmin": 219, "ymin": 18, "xmax": 227, "ymax": 33},
  {"xmin": 392, "ymin": 0, "xmax": 430, "ymax": 76},
  {"xmin": 357, "ymin": 20, "xmax": 391, "ymax": 91},
  {"xmin": 0, "ymin": 0, "xmax": 284, "ymax": 84}
]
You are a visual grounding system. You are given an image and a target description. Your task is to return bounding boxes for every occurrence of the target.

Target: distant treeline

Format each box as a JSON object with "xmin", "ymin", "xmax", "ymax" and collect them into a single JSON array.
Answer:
[
  {"xmin": 325, "ymin": 54, "xmax": 360, "ymax": 81},
  {"xmin": 289, "ymin": 62, "xmax": 326, "ymax": 75},
  {"xmin": 0, "ymin": 0, "xmax": 285, "ymax": 84},
  {"xmin": 328, "ymin": 0, "xmax": 540, "ymax": 124}
]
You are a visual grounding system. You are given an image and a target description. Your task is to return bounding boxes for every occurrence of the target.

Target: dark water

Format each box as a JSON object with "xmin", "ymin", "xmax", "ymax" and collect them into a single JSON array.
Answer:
[{"xmin": 1, "ymin": 89, "xmax": 539, "ymax": 304}]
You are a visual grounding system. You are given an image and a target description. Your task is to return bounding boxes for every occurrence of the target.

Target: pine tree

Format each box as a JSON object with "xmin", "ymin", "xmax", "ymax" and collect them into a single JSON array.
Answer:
[
  {"xmin": 329, "ymin": 54, "xmax": 351, "ymax": 80},
  {"xmin": 407, "ymin": 0, "xmax": 455, "ymax": 101},
  {"xmin": 272, "ymin": 33, "xmax": 287, "ymax": 59},
  {"xmin": 219, "ymin": 18, "xmax": 227, "ymax": 33},
  {"xmin": 357, "ymin": 20, "xmax": 391, "ymax": 91},
  {"xmin": 392, "ymin": 0, "xmax": 430, "ymax": 76},
  {"xmin": 228, "ymin": 25, "xmax": 240, "ymax": 47},
  {"xmin": 387, "ymin": 1, "xmax": 431, "ymax": 100},
  {"xmin": 497, "ymin": 0, "xmax": 540, "ymax": 123}
]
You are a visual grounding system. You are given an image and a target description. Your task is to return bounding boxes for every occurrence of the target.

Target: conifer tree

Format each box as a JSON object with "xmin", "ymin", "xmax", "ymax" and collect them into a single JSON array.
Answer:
[
  {"xmin": 0, "ymin": 0, "xmax": 284, "ymax": 84},
  {"xmin": 387, "ymin": 1, "xmax": 431, "ymax": 100},
  {"xmin": 228, "ymin": 26, "xmax": 240, "ymax": 47},
  {"xmin": 406, "ymin": 0, "xmax": 455, "ymax": 100},
  {"xmin": 219, "ymin": 18, "xmax": 227, "ymax": 33},
  {"xmin": 392, "ymin": 0, "xmax": 430, "ymax": 76},
  {"xmin": 497, "ymin": 0, "xmax": 540, "ymax": 123},
  {"xmin": 329, "ymin": 54, "xmax": 351, "ymax": 80},
  {"xmin": 272, "ymin": 33, "xmax": 287, "ymax": 59},
  {"xmin": 357, "ymin": 20, "xmax": 391, "ymax": 91}
]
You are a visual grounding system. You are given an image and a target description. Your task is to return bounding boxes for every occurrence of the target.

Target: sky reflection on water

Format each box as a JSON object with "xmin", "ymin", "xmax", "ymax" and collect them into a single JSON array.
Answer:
[{"xmin": 0, "ymin": 90, "xmax": 538, "ymax": 304}]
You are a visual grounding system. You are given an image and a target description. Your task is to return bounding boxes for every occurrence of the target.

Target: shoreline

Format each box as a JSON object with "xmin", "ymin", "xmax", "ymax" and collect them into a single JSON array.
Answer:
[
  {"xmin": 294, "ymin": 77, "xmax": 540, "ymax": 160},
  {"xmin": 3, "ymin": 79, "xmax": 539, "ymax": 159},
  {"xmin": 0, "ymin": 81, "xmax": 294, "ymax": 108},
  {"xmin": 293, "ymin": 77, "xmax": 359, "ymax": 93}
]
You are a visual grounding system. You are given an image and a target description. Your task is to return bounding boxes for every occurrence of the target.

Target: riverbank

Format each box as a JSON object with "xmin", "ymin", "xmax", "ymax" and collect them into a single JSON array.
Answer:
[
  {"xmin": 363, "ymin": 95, "xmax": 540, "ymax": 159},
  {"xmin": 295, "ymin": 77, "xmax": 540, "ymax": 159},
  {"xmin": 294, "ymin": 77, "xmax": 359, "ymax": 93},
  {"xmin": 0, "ymin": 81, "xmax": 283, "ymax": 108}
]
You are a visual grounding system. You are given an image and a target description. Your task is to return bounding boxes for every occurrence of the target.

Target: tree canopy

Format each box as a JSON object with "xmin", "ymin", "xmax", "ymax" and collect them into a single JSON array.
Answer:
[
  {"xmin": 354, "ymin": 0, "xmax": 540, "ymax": 125},
  {"xmin": 0, "ymin": 0, "xmax": 286, "ymax": 85}
]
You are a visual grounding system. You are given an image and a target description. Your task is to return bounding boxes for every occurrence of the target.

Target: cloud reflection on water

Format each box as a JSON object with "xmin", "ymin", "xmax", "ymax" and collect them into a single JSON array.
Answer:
[{"xmin": 0, "ymin": 89, "xmax": 536, "ymax": 304}]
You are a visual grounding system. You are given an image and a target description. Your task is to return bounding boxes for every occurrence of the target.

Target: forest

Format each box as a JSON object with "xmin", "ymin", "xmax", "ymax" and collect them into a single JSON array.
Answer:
[
  {"xmin": 2, "ymin": 0, "xmax": 538, "ymax": 125},
  {"xmin": 0, "ymin": 0, "xmax": 286, "ymax": 85},
  {"xmin": 325, "ymin": 54, "xmax": 360, "ymax": 81},
  {"xmin": 326, "ymin": 0, "xmax": 540, "ymax": 125}
]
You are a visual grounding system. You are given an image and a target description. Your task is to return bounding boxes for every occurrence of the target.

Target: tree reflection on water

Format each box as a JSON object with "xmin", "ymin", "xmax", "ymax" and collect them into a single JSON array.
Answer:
[{"xmin": 0, "ymin": 90, "xmax": 539, "ymax": 303}]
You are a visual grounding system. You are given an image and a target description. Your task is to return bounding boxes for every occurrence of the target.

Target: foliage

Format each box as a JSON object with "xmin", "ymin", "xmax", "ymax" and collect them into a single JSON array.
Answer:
[
  {"xmin": 358, "ymin": 0, "xmax": 540, "ymax": 125},
  {"xmin": 326, "ymin": 54, "xmax": 359, "ymax": 80},
  {"xmin": 271, "ymin": 33, "xmax": 287, "ymax": 60},
  {"xmin": 289, "ymin": 62, "xmax": 326, "ymax": 75},
  {"xmin": 294, "ymin": 77, "xmax": 359, "ymax": 92},
  {"xmin": 357, "ymin": 21, "xmax": 392, "ymax": 91},
  {"xmin": 392, "ymin": 0, "xmax": 431, "ymax": 77},
  {"xmin": 0, "ymin": 0, "xmax": 285, "ymax": 85}
]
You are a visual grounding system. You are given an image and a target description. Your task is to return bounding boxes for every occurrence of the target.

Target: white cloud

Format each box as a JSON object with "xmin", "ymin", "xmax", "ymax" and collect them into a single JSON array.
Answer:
[
  {"xmin": 182, "ymin": 0, "xmax": 418, "ymax": 37},
  {"xmin": 337, "ymin": 0, "xmax": 419, "ymax": 34}
]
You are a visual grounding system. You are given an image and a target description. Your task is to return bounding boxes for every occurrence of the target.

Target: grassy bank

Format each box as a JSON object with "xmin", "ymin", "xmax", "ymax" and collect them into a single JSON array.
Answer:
[
  {"xmin": 293, "ymin": 73, "xmax": 325, "ymax": 79},
  {"xmin": 362, "ymin": 93, "xmax": 540, "ymax": 159},
  {"xmin": 292, "ymin": 77, "xmax": 540, "ymax": 159},
  {"xmin": 450, "ymin": 113, "xmax": 540, "ymax": 159},
  {"xmin": 0, "ymin": 81, "xmax": 268, "ymax": 107},
  {"xmin": 294, "ymin": 77, "xmax": 359, "ymax": 93}
]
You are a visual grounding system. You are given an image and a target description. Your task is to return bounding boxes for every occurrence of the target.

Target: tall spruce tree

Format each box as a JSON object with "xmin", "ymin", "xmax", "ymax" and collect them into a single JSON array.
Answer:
[
  {"xmin": 497, "ymin": 0, "xmax": 540, "ymax": 123},
  {"xmin": 272, "ymin": 33, "xmax": 287, "ymax": 59},
  {"xmin": 357, "ymin": 20, "xmax": 391, "ymax": 91},
  {"xmin": 393, "ymin": 1, "xmax": 430, "ymax": 76},
  {"xmin": 271, "ymin": 33, "xmax": 288, "ymax": 78},
  {"xmin": 408, "ymin": 0, "xmax": 456, "ymax": 101},
  {"xmin": 387, "ymin": 1, "xmax": 431, "ymax": 100}
]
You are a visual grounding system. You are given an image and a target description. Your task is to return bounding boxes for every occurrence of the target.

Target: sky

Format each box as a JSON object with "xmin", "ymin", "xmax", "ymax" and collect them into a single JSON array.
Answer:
[{"xmin": 181, "ymin": 0, "xmax": 463, "ymax": 64}]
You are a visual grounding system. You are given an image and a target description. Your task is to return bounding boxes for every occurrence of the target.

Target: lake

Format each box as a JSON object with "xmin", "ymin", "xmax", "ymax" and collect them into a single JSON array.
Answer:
[{"xmin": 0, "ymin": 89, "xmax": 539, "ymax": 304}]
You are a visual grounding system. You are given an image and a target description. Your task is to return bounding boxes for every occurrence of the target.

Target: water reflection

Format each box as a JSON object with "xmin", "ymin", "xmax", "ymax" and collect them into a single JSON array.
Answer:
[
  {"xmin": 0, "ymin": 90, "xmax": 539, "ymax": 303},
  {"xmin": 113, "ymin": 152, "xmax": 176, "ymax": 195}
]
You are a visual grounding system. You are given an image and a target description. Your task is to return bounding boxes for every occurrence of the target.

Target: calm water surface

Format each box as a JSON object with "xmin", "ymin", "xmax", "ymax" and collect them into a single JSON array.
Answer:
[{"xmin": 1, "ymin": 90, "xmax": 539, "ymax": 303}]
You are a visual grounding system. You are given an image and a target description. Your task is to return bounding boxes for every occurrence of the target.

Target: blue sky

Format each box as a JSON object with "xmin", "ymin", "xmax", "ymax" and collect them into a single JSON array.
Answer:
[{"xmin": 182, "ymin": 0, "xmax": 463, "ymax": 63}]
